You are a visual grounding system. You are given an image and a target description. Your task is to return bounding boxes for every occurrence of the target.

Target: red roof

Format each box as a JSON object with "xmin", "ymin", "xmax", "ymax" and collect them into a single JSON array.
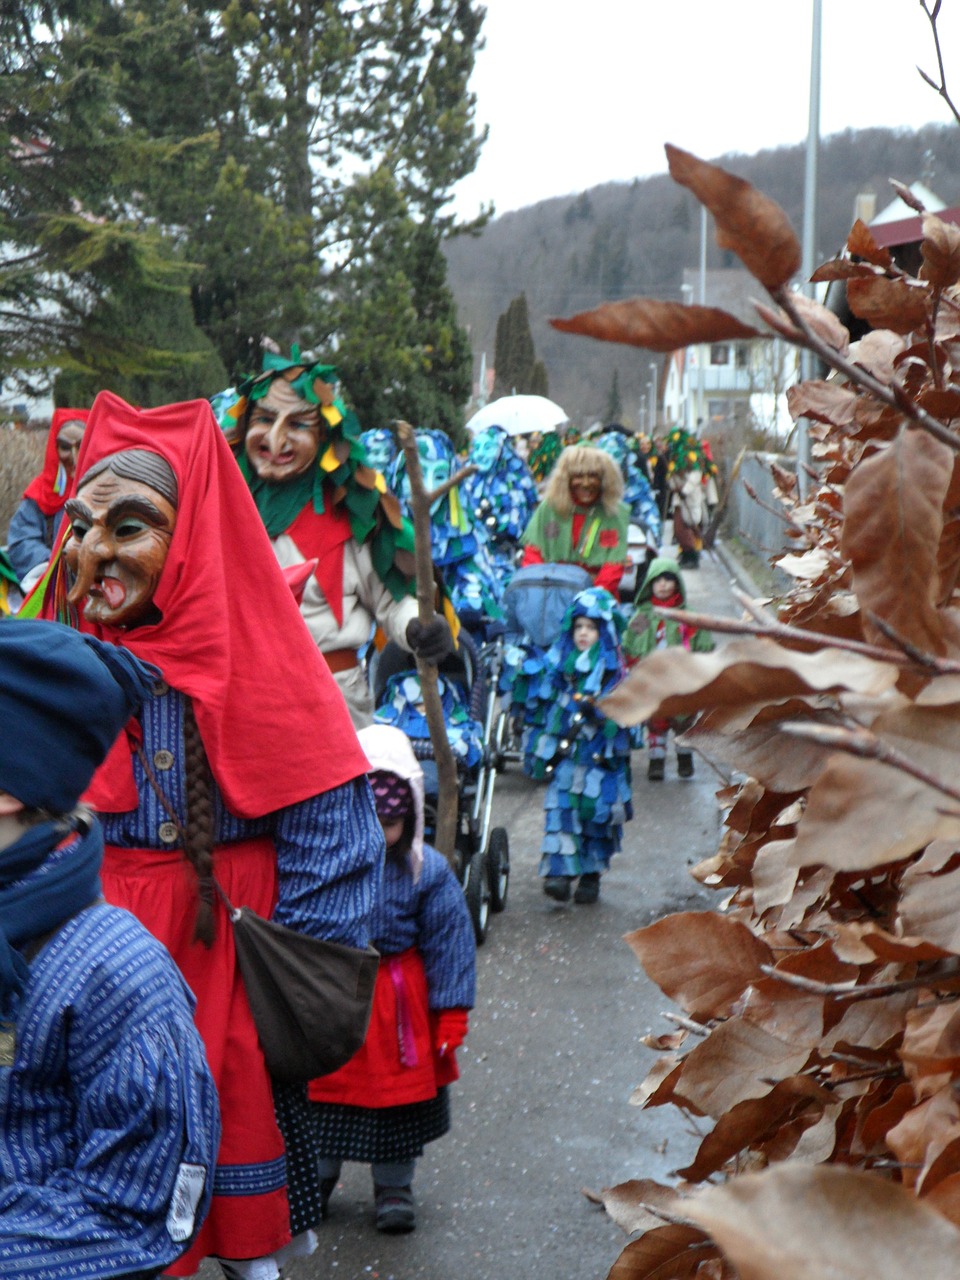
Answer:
[{"xmin": 871, "ymin": 206, "xmax": 960, "ymax": 249}]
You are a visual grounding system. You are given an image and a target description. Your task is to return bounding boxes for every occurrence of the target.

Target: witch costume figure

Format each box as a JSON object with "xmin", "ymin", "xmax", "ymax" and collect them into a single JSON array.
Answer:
[
  {"xmin": 36, "ymin": 391, "xmax": 383, "ymax": 1280},
  {"xmin": 461, "ymin": 426, "xmax": 538, "ymax": 585},
  {"xmin": 391, "ymin": 428, "xmax": 505, "ymax": 634},
  {"xmin": 213, "ymin": 348, "xmax": 451, "ymax": 728},
  {"xmin": 515, "ymin": 587, "xmax": 633, "ymax": 906},
  {"xmin": 7, "ymin": 407, "xmax": 89, "ymax": 592}
]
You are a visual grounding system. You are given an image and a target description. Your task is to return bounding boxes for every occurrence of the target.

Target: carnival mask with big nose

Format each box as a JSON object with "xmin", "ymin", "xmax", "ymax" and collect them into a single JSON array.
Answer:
[
  {"xmin": 570, "ymin": 470, "xmax": 602, "ymax": 507},
  {"xmin": 55, "ymin": 419, "xmax": 86, "ymax": 479},
  {"xmin": 65, "ymin": 450, "xmax": 178, "ymax": 629},
  {"xmin": 244, "ymin": 378, "xmax": 323, "ymax": 483}
]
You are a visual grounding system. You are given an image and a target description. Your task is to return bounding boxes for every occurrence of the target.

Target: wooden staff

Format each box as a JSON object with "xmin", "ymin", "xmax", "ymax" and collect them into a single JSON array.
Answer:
[{"xmin": 394, "ymin": 421, "xmax": 476, "ymax": 865}]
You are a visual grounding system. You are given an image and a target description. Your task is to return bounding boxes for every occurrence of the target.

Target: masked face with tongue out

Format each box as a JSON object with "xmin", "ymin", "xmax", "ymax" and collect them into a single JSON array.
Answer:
[{"xmin": 63, "ymin": 448, "xmax": 178, "ymax": 629}]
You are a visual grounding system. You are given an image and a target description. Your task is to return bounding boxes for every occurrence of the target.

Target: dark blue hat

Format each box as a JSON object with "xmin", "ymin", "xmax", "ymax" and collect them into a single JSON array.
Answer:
[{"xmin": 0, "ymin": 619, "xmax": 158, "ymax": 814}]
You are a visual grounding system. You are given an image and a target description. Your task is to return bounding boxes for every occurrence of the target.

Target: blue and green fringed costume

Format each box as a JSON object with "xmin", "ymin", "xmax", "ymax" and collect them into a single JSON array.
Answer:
[
  {"xmin": 374, "ymin": 671, "xmax": 484, "ymax": 769},
  {"xmin": 462, "ymin": 426, "xmax": 538, "ymax": 585},
  {"xmin": 593, "ymin": 429, "xmax": 662, "ymax": 543},
  {"xmin": 391, "ymin": 429, "xmax": 505, "ymax": 629},
  {"xmin": 517, "ymin": 587, "xmax": 633, "ymax": 880}
]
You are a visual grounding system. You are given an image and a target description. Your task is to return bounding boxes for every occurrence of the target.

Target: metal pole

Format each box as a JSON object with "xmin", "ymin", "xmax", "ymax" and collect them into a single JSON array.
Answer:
[
  {"xmin": 698, "ymin": 206, "xmax": 707, "ymax": 430},
  {"xmin": 680, "ymin": 283, "xmax": 694, "ymax": 430},
  {"xmin": 648, "ymin": 363, "xmax": 657, "ymax": 433},
  {"xmin": 798, "ymin": 0, "xmax": 822, "ymax": 496}
]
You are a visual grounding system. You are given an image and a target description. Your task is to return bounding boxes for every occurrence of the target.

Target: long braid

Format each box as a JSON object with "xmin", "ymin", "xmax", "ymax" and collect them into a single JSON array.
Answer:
[{"xmin": 182, "ymin": 698, "xmax": 216, "ymax": 946}]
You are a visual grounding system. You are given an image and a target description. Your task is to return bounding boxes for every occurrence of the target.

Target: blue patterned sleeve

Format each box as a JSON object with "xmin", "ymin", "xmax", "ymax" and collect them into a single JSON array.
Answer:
[
  {"xmin": 0, "ymin": 925, "xmax": 220, "ymax": 1277},
  {"xmin": 271, "ymin": 777, "xmax": 384, "ymax": 948},
  {"xmin": 416, "ymin": 847, "xmax": 477, "ymax": 1010}
]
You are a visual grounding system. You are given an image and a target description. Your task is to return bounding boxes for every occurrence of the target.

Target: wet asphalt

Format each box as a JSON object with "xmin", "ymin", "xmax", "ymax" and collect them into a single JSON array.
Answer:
[{"xmin": 201, "ymin": 543, "xmax": 748, "ymax": 1280}]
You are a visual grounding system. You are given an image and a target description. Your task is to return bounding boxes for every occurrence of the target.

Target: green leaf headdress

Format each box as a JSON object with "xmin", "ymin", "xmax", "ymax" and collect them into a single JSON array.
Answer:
[{"xmin": 213, "ymin": 345, "xmax": 415, "ymax": 602}]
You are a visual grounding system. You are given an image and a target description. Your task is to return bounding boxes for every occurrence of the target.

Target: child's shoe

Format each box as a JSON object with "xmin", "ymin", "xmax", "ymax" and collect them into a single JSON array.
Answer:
[
  {"xmin": 647, "ymin": 757, "xmax": 665, "ymax": 781},
  {"xmin": 375, "ymin": 1184, "xmax": 416, "ymax": 1233},
  {"xmin": 677, "ymin": 751, "xmax": 694, "ymax": 778},
  {"xmin": 573, "ymin": 872, "xmax": 600, "ymax": 904},
  {"xmin": 543, "ymin": 875, "xmax": 573, "ymax": 902}
]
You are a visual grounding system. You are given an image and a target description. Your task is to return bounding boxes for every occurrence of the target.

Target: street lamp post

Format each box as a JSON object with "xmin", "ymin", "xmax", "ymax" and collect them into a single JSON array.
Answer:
[
  {"xmin": 648, "ymin": 362, "xmax": 657, "ymax": 435},
  {"xmin": 680, "ymin": 284, "xmax": 694, "ymax": 430}
]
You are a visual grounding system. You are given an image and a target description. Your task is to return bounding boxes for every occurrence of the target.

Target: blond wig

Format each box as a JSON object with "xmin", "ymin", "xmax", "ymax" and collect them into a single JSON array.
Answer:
[{"xmin": 543, "ymin": 445, "xmax": 625, "ymax": 517}]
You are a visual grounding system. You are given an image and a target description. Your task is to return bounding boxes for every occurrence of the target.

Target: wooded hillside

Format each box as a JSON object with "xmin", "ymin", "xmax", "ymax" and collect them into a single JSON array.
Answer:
[{"xmin": 444, "ymin": 124, "xmax": 960, "ymax": 427}]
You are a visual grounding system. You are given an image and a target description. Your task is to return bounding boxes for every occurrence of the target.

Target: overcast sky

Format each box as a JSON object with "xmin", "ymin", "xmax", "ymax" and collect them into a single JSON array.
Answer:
[{"xmin": 450, "ymin": 0, "xmax": 960, "ymax": 220}]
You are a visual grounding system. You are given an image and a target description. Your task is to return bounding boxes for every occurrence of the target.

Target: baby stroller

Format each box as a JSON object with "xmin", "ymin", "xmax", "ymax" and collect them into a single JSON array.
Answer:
[
  {"xmin": 496, "ymin": 563, "xmax": 595, "ymax": 770},
  {"xmin": 370, "ymin": 632, "xmax": 509, "ymax": 945}
]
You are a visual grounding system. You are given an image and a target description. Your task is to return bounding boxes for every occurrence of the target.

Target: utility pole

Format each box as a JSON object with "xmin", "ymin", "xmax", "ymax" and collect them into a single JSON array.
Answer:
[{"xmin": 798, "ymin": 0, "xmax": 822, "ymax": 497}]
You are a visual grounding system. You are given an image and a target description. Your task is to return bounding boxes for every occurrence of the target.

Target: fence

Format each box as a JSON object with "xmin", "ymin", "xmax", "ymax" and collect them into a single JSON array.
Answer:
[{"xmin": 721, "ymin": 451, "xmax": 796, "ymax": 589}]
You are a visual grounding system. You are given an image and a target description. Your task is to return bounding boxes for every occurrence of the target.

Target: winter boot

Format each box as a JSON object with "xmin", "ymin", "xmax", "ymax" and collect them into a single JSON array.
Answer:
[
  {"xmin": 543, "ymin": 875, "xmax": 573, "ymax": 902},
  {"xmin": 677, "ymin": 751, "xmax": 695, "ymax": 779},
  {"xmin": 574, "ymin": 872, "xmax": 601, "ymax": 904},
  {"xmin": 375, "ymin": 1184, "xmax": 416, "ymax": 1233},
  {"xmin": 647, "ymin": 757, "xmax": 665, "ymax": 782}
]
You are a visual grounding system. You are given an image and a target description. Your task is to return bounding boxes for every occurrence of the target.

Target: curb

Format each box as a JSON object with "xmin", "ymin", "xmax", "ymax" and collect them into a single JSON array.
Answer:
[{"xmin": 707, "ymin": 536, "xmax": 767, "ymax": 601}]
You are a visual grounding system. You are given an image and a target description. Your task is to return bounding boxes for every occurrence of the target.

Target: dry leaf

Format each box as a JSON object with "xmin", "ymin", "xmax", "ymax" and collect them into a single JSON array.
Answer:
[
  {"xmin": 846, "ymin": 277, "xmax": 930, "ymax": 334},
  {"xmin": 673, "ymin": 1016, "xmax": 816, "ymax": 1119},
  {"xmin": 921, "ymin": 215, "xmax": 960, "ymax": 289},
  {"xmin": 625, "ymin": 912, "xmax": 773, "ymax": 1021},
  {"xmin": 607, "ymin": 1223, "xmax": 716, "ymax": 1280},
  {"xmin": 549, "ymin": 298, "xmax": 761, "ymax": 353},
  {"xmin": 686, "ymin": 1165, "xmax": 960, "ymax": 1280},
  {"xmin": 847, "ymin": 219, "xmax": 894, "ymax": 269},
  {"xmin": 600, "ymin": 637, "xmax": 897, "ymax": 727},
  {"xmin": 665, "ymin": 144, "xmax": 801, "ymax": 290},
  {"xmin": 841, "ymin": 428, "xmax": 956, "ymax": 654},
  {"xmin": 599, "ymin": 1179, "xmax": 688, "ymax": 1237},
  {"xmin": 786, "ymin": 380, "xmax": 858, "ymax": 428},
  {"xmin": 677, "ymin": 1075, "xmax": 830, "ymax": 1181}
]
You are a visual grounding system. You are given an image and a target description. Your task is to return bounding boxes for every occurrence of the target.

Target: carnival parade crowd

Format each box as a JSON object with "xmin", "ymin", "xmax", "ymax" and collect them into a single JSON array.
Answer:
[{"xmin": 0, "ymin": 352, "xmax": 718, "ymax": 1278}]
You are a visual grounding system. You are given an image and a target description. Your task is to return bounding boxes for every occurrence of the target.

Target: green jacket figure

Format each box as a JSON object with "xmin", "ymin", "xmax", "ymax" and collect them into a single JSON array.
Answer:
[{"xmin": 623, "ymin": 555, "xmax": 714, "ymax": 781}]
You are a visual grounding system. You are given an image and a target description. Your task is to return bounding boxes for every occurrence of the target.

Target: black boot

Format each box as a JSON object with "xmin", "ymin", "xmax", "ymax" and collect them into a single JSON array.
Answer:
[
  {"xmin": 647, "ymin": 757, "xmax": 665, "ymax": 781},
  {"xmin": 677, "ymin": 751, "xmax": 695, "ymax": 778},
  {"xmin": 574, "ymin": 872, "xmax": 600, "ymax": 904},
  {"xmin": 543, "ymin": 875, "xmax": 573, "ymax": 902}
]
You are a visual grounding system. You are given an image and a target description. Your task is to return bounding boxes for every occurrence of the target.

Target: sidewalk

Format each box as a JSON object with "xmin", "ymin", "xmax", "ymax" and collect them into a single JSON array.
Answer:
[{"xmin": 286, "ymin": 548, "xmax": 748, "ymax": 1280}]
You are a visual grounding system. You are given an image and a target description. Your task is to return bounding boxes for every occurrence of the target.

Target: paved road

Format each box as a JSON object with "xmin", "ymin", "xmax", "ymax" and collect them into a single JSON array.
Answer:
[{"xmin": 205, "ymin": 545, "xmax": 746, "ymax": 1280}]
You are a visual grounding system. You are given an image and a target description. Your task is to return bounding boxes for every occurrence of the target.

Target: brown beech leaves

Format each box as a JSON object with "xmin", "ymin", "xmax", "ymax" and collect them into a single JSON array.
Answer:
[{"xmin": 557, "ymin": 151, "xmax": 960, "ymax": 1280}]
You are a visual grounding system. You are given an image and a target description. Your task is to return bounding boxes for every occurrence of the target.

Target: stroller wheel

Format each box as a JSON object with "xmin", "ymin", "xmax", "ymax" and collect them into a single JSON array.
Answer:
[
  {"xmin": 464, "ymin": 849, "xmax": 491, "ymax": 946},
  {"xmin": 487, "ymin": 827, "xmax": 510, "ymax": 913}
]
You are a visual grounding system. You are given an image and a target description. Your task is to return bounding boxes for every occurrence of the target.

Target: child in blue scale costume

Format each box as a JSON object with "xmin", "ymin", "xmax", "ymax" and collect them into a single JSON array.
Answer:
[{"xmin": 517, "ymin": 586, "xmax": 633, "ymax": 905}]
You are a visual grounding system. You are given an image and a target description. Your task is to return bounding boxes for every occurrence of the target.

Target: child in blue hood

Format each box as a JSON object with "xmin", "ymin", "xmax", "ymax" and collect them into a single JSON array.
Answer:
[{"xmin": 516, "ymin": 586, "xmax": 633, "ymax": 905}]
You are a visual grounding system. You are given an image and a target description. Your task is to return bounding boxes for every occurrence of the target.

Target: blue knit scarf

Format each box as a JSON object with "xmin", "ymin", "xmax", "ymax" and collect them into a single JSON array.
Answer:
[{"xmin": 0, "ymin": 814, "xmax": 102, "ymax": 1017}]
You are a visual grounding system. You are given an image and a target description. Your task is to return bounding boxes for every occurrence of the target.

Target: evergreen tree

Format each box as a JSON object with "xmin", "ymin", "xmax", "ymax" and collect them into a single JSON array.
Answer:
[
  {"xmin": 493, "ymin": 293, "xmax": 547, "ymax": 397},
  {"xmin": 5, "ymin": 1, "xmax": 487, "ymax": 415},
  {"xmin": 0, "ymin": 3, "xmax": 218, "ymax": 402}
]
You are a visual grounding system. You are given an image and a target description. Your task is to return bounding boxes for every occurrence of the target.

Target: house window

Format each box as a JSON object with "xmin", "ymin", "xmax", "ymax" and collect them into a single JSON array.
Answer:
[
  {"xmin": 735, "ymin": 343, "xmax": 750, "ymax": 369},
  {"xmin": 707, "ymin": 400, "xmax": 726, "ymax": 421},
  {"xmin": 710, "ymin": 344, "xmax": 729, "ymax": 365}
]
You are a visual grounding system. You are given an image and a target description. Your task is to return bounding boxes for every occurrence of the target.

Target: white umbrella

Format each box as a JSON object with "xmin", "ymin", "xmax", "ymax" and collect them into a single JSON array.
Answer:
[{"xmin": 465, "ymin": 394, "xmax": 569, "ymax": 437}]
